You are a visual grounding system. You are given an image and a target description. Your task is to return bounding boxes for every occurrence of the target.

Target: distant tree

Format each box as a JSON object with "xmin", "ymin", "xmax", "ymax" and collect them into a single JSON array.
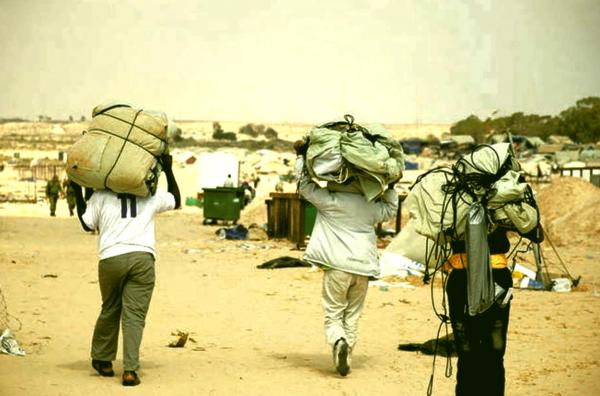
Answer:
[
  {"xmin": 68, "ymin": 115, "xmax": 74, "ymax": 122},
  {"xmin": 451, "ymin": 96, "xmax": 600, "ymax": 145},
  {"xmin": 486, "ymin": 113, "xmax": 559, "ymax": 140},
  {"xmin": 264, "ymin": 127, "xmax": 278, "ymax": 139},
  {"xmin": 556, "ymin": 96, "xmax": 600, "ymax": 143},
  {"xmin": 80, "ymin": 115, "xmax": 86, "ymax": 122},
  {"xmin": 239, "ymin": 123, "xmax": 259, "ymax": 137},
  {"xmin": 450, "ymin": 115, "xmax": 488, "ymax": 143},
  {"xmin": 212, "ymin": 130, "xmax": 237, "ymax": 141}
]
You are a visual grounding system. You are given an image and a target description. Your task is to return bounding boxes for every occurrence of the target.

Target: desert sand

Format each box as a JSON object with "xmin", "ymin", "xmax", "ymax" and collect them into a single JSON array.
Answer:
[{"xmin": 1, "ymin": 122, "xmax": 600, "ymax": 396}]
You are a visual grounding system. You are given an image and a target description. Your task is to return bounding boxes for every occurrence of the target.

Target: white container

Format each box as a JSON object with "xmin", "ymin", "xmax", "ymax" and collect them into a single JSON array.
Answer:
[
  {"xmin": 513, "ymin": 263, "xmax": 537, "ymax": 280},
  {"xmin": 551, "ymin": 278, "xmax": 572, "ymax": 293}
]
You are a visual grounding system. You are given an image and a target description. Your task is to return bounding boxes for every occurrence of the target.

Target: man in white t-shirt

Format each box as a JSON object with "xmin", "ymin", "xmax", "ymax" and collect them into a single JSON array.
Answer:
[{"xmin": 72, "ymin": 153, "xmax": 180, "ymax": 386}]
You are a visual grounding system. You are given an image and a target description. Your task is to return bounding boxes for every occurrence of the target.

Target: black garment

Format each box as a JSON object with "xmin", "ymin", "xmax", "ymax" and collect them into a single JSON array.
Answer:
[
  {"xmin": 450, "ymin": 227, "xmax": 510, "ymax": 255},
  {"xmin": 448, "ymin": 227, "xmax": 514, "ymax": 396},
  {"xmin": 447, "ymin": 268, "xmax": 512, "ymax": 396}
]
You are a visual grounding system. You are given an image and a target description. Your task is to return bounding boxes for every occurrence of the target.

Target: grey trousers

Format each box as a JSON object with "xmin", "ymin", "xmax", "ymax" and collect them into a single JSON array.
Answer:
[
  {"xmin": 91, "ymin": 251, "xmax": 155, "ymax": 371},
  {"xmin": 322, "ymin": 269, "xmax": 369, "ymax": 349}
]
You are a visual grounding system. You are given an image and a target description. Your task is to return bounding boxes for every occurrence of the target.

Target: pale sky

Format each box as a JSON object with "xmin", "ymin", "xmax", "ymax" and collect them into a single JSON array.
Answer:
[{"xmin": 1, "ymin": 0, "xmax": 599, "ymax": 124}]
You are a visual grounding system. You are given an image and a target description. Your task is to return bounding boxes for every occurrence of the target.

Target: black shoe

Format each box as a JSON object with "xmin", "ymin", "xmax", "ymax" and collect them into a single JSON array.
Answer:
[
  {"xmin": 122, "ymin": 370, "xmax": 141, "ymax": 386},
  {"xmin": 334, "ymin": 338, "xmax": 350, "ymax": 376},
  {"xmin": 91, "ymin": 359, "xmax": 114, "ymax": 377}
]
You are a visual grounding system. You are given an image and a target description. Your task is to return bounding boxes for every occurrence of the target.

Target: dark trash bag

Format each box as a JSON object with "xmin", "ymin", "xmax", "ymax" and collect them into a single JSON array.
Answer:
[
  {"xmin": 216, "ymin": 224, "xmax": 248, "ymax": 240},
  {"xmin": 257, "ymin": 256, "xmax": 312, "ymax": 269}
]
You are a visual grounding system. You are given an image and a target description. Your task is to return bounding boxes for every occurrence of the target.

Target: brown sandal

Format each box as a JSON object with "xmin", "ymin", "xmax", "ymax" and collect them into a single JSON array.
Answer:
[
  {"xmin": 91, "ymin": 359, "xmax": 114, "ymax": 377},
  {"xmin": 122, "ymin": 370, "xmax": 141, "ymax": 386}
]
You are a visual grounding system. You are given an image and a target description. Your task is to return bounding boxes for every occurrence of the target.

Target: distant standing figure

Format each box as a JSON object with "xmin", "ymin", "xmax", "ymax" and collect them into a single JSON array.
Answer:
[
  {"xmin": 45, "ymin": 175, "xmax": 63, "ymax": 216},
  {"xmin": 274, "ymin": 180, "xmax": 284, "ymax": 192},
  {"xmin": 241, "ymin": 180, "xmax": 255, "ymax": 205},
  {"xmin": 63, "ymin": 177, "xmax": 76, "ymax": 216},
  {"xmin": 253, "ymin": 174, "xmax": 260, "ymax": 188},
  {"xmin": 223, "ymin": 174, "xmax": 234, "ymax": 187}
]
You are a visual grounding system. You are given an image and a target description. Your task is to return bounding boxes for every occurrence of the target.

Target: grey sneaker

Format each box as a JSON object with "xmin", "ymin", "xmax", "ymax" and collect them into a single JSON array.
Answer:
[{"xmin": 334, "ymin": 338, "xmax": 350, "ymax": 376}]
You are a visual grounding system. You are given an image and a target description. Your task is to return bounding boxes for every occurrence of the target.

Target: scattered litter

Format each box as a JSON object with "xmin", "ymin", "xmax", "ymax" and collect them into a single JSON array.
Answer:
[
  {"xmin": 512, "ymin": 263, "xmax": 537, "ymax": 280},
  {"xmin": 42, "ymin": 273, "xmax": 58, "ymax": 278},
  {"xmin": 551, "ymin": 278, "xmax": 572, "ymax": 293},
  {"xmin": 216, "ymin": 224, "xmax": 248, "ymax": 240},
  {"xmin": 239, "ymin": 242, "xmax": 272, "ymax": 250},
  {"xmin": 379, "ymin": 251, "xmax": 425, "ymax": 278},
  {"xmin": 0, "ymin": 329, "xmax": 26, "ymax": 356},
  {"xmin": 168, "ymin": 330, "xmax": 189, "ymax": 348},
  {"xmin": 369, "ymin": 280, "xmax": 415, "ymax": 289},
  {"xmin": 398, "ymin": 333, "xmax": 456, "ymax": 357},
  {"xmin": 246, "ymin": 224, "xmax": 268, "ymax": 241},
  {"xmin": 183, "ymin": 248, "xmax": 203, "ymax": 254},
  {"xmin": 257, "ymin": 256, "xmax": 311, "ymax": 269},
  {"xmin": 511, "ymin": 263, "xmax": 546, "ymax": 290},
  {"xmin": 192, "ymin": 346, "xmax": 206, "ymax": 352},
  {"xmin": 516, "ymin": 276, "xmax": 545, "ymax": 290}
]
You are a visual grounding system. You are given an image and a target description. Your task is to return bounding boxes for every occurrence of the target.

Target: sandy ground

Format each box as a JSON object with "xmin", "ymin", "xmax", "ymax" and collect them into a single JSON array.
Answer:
[
  {"xmin": 1, "ymin": 190, "xmax": 600, "ymax": 396},
  {"xmin": 1, "ymin": 130, "xmax": 600, "ymax": 395}
]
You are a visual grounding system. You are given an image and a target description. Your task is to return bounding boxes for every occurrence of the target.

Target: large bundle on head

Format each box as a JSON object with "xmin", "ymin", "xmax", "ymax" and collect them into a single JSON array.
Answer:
[
  {"xmin": 406, "ymin": 143, "xmax": 539, "ymax": 243},
  {"xmin": 66, "ymin": 103, "xmax": 169, "ymax": 197},
  {"xmin": 304, "ymin": 115, "xmax": 405, "ymax": 201}
]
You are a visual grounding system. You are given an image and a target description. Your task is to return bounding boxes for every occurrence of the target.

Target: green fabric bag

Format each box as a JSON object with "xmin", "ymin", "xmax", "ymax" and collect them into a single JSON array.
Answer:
[{"xmin": 305, "ymin": 118, "xmax": 405, "ymax": 201}]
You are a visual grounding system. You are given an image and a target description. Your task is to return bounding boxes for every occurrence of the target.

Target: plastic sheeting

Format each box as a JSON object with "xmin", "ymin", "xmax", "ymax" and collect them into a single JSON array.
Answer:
[{"xmin": 0, "ymin": 328, "xmax": 25, "ymax": 356}]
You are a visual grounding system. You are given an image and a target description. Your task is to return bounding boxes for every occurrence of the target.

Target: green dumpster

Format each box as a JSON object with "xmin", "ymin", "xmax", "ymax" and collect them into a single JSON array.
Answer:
[{"xmin": 202, "ymin": 187, "xmax": 244, "ymax": 224}]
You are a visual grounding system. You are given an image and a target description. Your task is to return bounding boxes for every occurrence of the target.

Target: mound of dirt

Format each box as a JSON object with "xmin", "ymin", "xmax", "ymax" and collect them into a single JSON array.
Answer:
[{"xmin": 536, "ymin": 177, "xmax": 600, "ymax": 246}]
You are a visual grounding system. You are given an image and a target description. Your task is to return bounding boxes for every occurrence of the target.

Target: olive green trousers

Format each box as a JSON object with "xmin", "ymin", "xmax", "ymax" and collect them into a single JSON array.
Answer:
[{"xmin": 91, "ymin": 251, "xmax": 155, "ymax": 371}]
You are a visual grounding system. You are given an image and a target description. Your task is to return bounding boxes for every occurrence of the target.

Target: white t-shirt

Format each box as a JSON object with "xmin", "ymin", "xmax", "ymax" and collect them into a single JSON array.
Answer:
[{"xmin": 82, "ymin": 188, "xmax": 175, "ymax": 260}]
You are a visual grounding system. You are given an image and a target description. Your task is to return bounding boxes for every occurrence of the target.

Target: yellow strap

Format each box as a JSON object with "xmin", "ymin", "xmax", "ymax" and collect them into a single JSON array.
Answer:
[{"xmin": 444, "ymin": 253, "xmax": 508, "ymax": 272}]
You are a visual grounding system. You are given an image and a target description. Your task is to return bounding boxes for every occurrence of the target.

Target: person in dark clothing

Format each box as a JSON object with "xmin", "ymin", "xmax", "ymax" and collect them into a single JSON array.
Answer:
[
  {"xmin": 63, "ymin": 177, "xmax": 77, "ymax": 216},
  {"xmin": 252, "ymin": 174, "xmax": 260, "ymax": 189},
  {"xmin": 45, "ymin": 175, "xmax": 63, "ymax": 216},
  {"xmin": 240, "ymin": 180, "xmax": 255, "ymax": 206},
  {"xmin": 445, "ymin": 225, "xmax": 544, "ymax": 396}
]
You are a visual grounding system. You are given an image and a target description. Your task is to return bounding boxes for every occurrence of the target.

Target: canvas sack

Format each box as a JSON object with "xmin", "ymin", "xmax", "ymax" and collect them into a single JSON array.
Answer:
[{"xmin": 67, "ymin": 103, "xmax": 169, "ymax": 197}]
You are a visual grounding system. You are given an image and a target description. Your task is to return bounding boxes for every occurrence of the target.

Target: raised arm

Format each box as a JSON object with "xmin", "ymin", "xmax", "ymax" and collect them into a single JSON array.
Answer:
[
  {"xmin": 161, "ymin": 154, "xmax": 181, "ymax": 209},
  {"xmin": 373, "ymin": 181, "xmax": 399, "ymax": 224},
  {"xmin": 71, "ymin": 181, "xmax": 93, "ymax": 232},
  {"xmin": 293, "ymin": 141, "xmax": 332, "ymax": 209}
]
